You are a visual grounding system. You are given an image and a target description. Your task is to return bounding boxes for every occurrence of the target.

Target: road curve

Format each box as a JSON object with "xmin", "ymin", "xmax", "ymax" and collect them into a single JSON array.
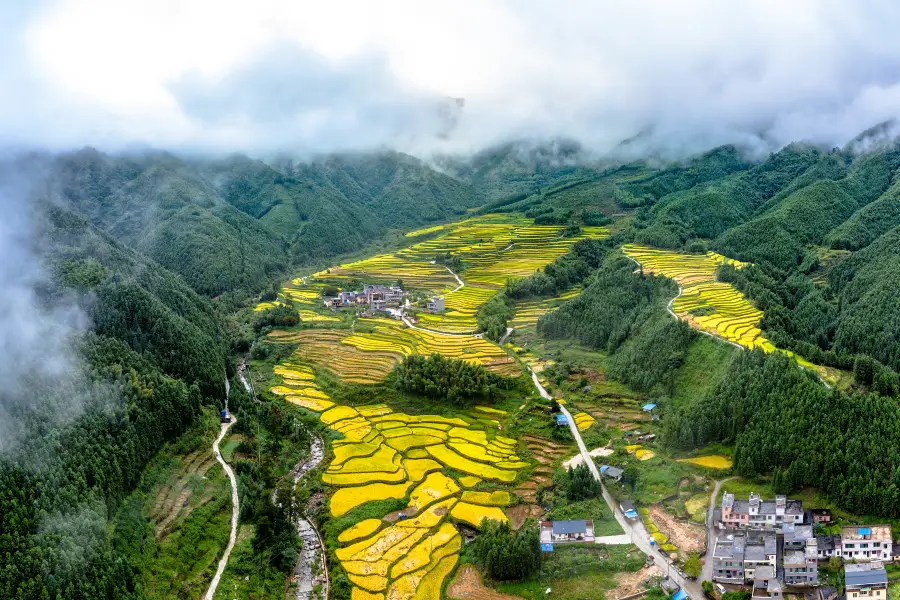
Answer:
[
  {"xmin": 527, "ymin": 367, "xmax": 701, "ymax": 599},
  {"xmin": 443, "ymin": 265, "xmax": 464, "ymax": 292},
  {"xmin": 204, "ymin": 417, "xmax": 239, "ymax": 600}
]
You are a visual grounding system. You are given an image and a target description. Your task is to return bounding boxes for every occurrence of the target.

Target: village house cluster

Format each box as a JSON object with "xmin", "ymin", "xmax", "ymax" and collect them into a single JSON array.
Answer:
[
  {"xmin": 322, "ymin": 283, "xmax": 446, "ymax": 317},
  {"xmin": 712, "ymin": 492, "xmax": 893, "ymax": 600}
]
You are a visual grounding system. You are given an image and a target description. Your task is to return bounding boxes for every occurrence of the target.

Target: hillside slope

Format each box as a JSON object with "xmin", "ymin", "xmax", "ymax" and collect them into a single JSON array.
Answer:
[
  {"xmin": 27, "ymin": 148, "xmax": 482, "ymax": 297},
  {"xmin": 0, "ymin": 203, "xmax": 228, "ymax": 599}
]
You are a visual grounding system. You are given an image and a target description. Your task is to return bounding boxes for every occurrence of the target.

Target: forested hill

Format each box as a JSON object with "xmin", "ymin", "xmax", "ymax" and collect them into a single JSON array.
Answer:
[
  {"xmin": 0, "ymin": 203, "xmax": 228, "ymax": 598},
  {"xmin": 26, "ymin": 147, "xmax": 480, "ymax": 297},
  {"xmin": 506, "ymin": 129, "xmax": 900, "ymax": 380}
]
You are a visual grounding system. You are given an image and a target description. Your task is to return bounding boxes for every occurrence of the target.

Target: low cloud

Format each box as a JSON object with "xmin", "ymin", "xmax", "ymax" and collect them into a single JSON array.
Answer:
[
  {"xmin": 169, "ymin": 45, "xmax": 461, "ymax": 153},
  {"xmin": 0, "ymin": 169, "xmax": 89, "ymax": 454},
  {"xmin": 3, "ymin": 1, "xmax": 900, "ymax": 158}
]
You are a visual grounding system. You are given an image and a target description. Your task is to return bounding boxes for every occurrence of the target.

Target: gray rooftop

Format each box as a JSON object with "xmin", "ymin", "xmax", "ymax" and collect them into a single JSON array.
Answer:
[
  {"xmin": 845, "ymin": 563, "xmax": 887, "ymax": 588},
  {"xmin": 714, "ymin": 531, "xmax": 745, "ymax": 559},
  {"xmin": 783, "ymin": 550, "xmax": 807, "ymax": 565},
  {"xmin": 754, "ymin": 565, "xmax": 776, "ymax": 580},
  {"xmin": 817, "ymin": 534, "xmax": 839, "ymax": 552},
  {"xmin": 552, "ymin": 520, "xmax": 587, "ymax": 535}
]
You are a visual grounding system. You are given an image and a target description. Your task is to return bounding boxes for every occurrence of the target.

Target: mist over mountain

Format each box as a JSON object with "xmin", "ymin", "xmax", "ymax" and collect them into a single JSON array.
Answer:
[{"xmin": 3, "ymin": 1, "xmax": 900, "ymax": 159}]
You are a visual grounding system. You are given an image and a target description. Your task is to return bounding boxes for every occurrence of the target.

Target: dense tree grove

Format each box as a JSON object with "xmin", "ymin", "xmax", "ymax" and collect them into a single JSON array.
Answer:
[
  {"xmin": 471, "ymin": 520, "xmax": 541, "ymax": 581},
  {"xmin": 475, "ymin": 293, "xmax": 516, "ymax": 341},
  {"xmin": 664, "ymin": 351, "xmax": 900, "ymax": 515},
  {"xmin": 391, "ymin": 354, "xmax": 508, "ymax": 406},
  {"xmin": 537, "ymin": 254, "xmax": 676, "ymax": 352},
  {"xmin": 606, "ymin": 318, "xmax": 696, "ymax": 396},
  {"xmin": 565, "ymin": 463, "xmax": 602, "ymax": 501}
]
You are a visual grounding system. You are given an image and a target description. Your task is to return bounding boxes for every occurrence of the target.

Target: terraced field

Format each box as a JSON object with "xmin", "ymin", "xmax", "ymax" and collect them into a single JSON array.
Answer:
[
  {"xmin": 622, "ymin": 245, "xmax": 769, "ymax": 349},
  {"xmin": 269, "ymin": 317, "xmax": 520, "ymax": 383},
  {"xmin": 622, "ymin": 244, "xmax": 831, "ymax": 379},
  {"xmin": 319, "ymin": 214, "xmax": 608, "ymax": 334},
  {"xmin": 268, "ymin": 364, "xmax": 530, "ymax": 600}
]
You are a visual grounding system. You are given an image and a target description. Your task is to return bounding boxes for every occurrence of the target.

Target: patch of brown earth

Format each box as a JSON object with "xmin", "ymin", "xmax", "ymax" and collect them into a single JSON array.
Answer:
[
  {"xmin": 505, "ymin": 504, "xmax": 543, "ymax": 530},
  {"xmin": 383, "ymin": 510, "xmax": 403, "ymax": 523},
  {"xmin": 448, "ymin": 564, "xmax": 525, "ymax": 600},
  {"xmin": 609, "ymin": 565, "xmax": 662, "ymax": 599},
  {"xmin": 649, "ymin": 504, "xmax": 705, "ymax": 554}
]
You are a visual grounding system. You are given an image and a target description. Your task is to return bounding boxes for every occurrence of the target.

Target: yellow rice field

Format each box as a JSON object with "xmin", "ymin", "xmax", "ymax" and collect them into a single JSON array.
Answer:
[
  {"xmin": 269, "ymin": 351, "xmax": 532, "ymax": 600},
  {"xmin": 677, "ymin": 455, "xmax": 733, "ymax": 469},
  {"xmin": 623, "ymin": 244, "xmax": 830, "ymax": 378}
]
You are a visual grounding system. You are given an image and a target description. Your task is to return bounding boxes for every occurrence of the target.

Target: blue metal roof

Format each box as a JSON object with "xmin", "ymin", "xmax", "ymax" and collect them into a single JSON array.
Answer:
[
  {"xmin": 673, "ymin": 589, "xmax": 688, "ymax": 600},
  {"xmin": 552, "ymin": 520, "xmax": 587, "ymax": 535},
  {"xmin": 642, "ymin": 403, "xmax": 657, "ymax": 411},
  {"xmin": 859, "ymin": 527, "xmax": 872, "ymax": 535},
  {"xmin": 556, "ymin": 414, "xmax": 569, "ymax": 425},
  {"xmin": 541, "ymin": 543, "xmax": 554, "ymax": 552},
  {"xmin": 600, "ymin": 465, "xmax": 610, "ymax": 473}
]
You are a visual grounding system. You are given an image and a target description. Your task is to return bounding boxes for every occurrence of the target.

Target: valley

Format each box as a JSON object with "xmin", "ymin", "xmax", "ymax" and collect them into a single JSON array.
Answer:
[{"xmin": 11, "ymin": 132, "xmax": 900, "ymax": 600}]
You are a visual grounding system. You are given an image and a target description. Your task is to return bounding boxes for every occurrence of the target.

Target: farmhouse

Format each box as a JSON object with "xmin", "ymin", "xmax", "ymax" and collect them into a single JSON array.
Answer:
[
  {"xmin": 810, "ymin": 509, "xmax": 832, "ymax": 523},
  {"xmin": 426, "ymin": 296, "xmax": 445, "ymax": 313},
  {"xmin": 845, "ymin": 562, "xmax": 888, "ymax": 600},
  {"xmin": 720, "ymin": 492, "xmax": 804, "ymax": 531},
  {"xmin": 336, "ymin": 284, "xmax": 406, "ymax": 308},
  {"xmin": 539, "ymin": 520, "xmax": 595, "ymax": 544}
]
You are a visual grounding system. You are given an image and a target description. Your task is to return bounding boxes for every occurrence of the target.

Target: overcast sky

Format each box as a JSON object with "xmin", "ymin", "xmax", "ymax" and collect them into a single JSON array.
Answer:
[{"xmin": 4, "ymin": 0, "xmax": 900, "ymax": 158}]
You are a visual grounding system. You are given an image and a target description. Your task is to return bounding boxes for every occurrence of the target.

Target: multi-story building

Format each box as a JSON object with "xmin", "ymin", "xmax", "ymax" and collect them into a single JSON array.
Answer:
[
  {"xmin": 845, "ymin": 562, "xmax": 888, "ymax": 600},
  {"xmin": 712, "ymin": 531, "xmax": 745, "ymax": 584},
  {"xmin": 743, "ymin": 530, "xmax": 778, "ymax": 580},
  {"xmin": 751, "ymin": 566, "xmax": 783, "ymax": 600},
  {"xmin": 721, "ymin": 492, "xmax": 804, "ymax": 531},
  {"xmin": 841, "ymin": 526, "xmax": 893, "ymax": 562},
  {"xmin": 426, "ymin": 296, "xmax": 445, "ymax": 313},
  {"xmin": 712, "ymin": 530, "xmax": 777, "ymax": 584},
  {"xmin": 783, "ymin": 523, "xmax": 818, "ymax": 585}
]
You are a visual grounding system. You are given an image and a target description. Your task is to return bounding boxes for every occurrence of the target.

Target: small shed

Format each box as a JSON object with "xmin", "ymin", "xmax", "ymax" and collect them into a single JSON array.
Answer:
[
  {"xmin": 555, "ymin": 414, "xmax": 569, "ymax": 426},
  {"xmin": 672, "ymin": 589, "xmax": 688, "ymax": 600},
  {"xmin": 600, "ymin": 465, "xmax": 623, "ymax": 482},
  {"xmin": 642, "ymin": 403, "xmax": 657, "ymax": 413},
  {"xmin": 811, "ymin": 508, "xmax": 832, "ymax": 523}
]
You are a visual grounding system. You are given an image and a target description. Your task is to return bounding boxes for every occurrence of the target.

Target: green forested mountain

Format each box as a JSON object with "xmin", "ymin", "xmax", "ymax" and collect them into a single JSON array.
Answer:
[
  {"xmin": 436, "ymin": 139, "xmax": 601, "ymax": 201},
  {"xmin": 30, "ymin": 147, "xmax": 480, "ymax": 297},
  {"xmin": 0, "ymin": 204, "xmax": 227, "ymax": 598}
]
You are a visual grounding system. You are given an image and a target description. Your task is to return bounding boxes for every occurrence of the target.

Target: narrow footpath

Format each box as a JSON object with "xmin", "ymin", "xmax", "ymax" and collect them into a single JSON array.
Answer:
[
  {"xmin": 204, "ymin": 415, "xmax": 238, "ymax": 600},
  {"xmin": 287, "ymin": 435, "xmax": 328, "ymax": 600},
  {"xmin": 444, "ymin": 265, "xmax": 464, "ymax": 292},
  {"xmin": 528, "ymin": 368, "xmax": 702, "ymax": 599}
]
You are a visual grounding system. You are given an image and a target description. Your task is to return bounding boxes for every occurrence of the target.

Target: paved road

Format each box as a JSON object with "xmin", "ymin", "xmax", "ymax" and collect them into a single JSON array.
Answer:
[
  {"xmin": 498, "ymin": 326, "xmax": 514, "ymax": 346},
  {"xmin": 528, "ymin": 367, "xmax": 702, "ymax": 599},
  {"xmin": 701, "ymin": 477, "xmax": 735, "ymax": 583},
  {"xmin": 204, "ymin": 417, "xmax": 239, "ymax": 600}
]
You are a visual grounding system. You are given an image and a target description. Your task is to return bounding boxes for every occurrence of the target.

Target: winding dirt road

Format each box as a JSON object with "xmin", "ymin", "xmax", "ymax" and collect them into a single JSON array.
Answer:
[{"xmin": 204, "ymin": 416, "xmax": 238, "ymax": 600}]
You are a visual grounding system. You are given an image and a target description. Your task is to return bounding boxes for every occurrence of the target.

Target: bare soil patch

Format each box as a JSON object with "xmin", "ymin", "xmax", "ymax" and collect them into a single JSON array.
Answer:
[
  {"xmin": 448, "ymin": 565, "xmax": 525, "ymax": 600},
  {"xmin": 649, "ymin": 504, "xmax": 705, "ymax": 553},
  {"xmin": 609, "ymin": 565, "xmax": 662, "ymax": 599},
  {"xmin": 505, "ymin": 504, "xmax": 543, "ymax": 530}
]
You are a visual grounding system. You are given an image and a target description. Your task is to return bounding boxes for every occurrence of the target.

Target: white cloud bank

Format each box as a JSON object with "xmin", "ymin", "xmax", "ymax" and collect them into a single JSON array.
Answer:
[{"xmin": 3, "ymin": 0, "xmax": 900, "ymax": 157}]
